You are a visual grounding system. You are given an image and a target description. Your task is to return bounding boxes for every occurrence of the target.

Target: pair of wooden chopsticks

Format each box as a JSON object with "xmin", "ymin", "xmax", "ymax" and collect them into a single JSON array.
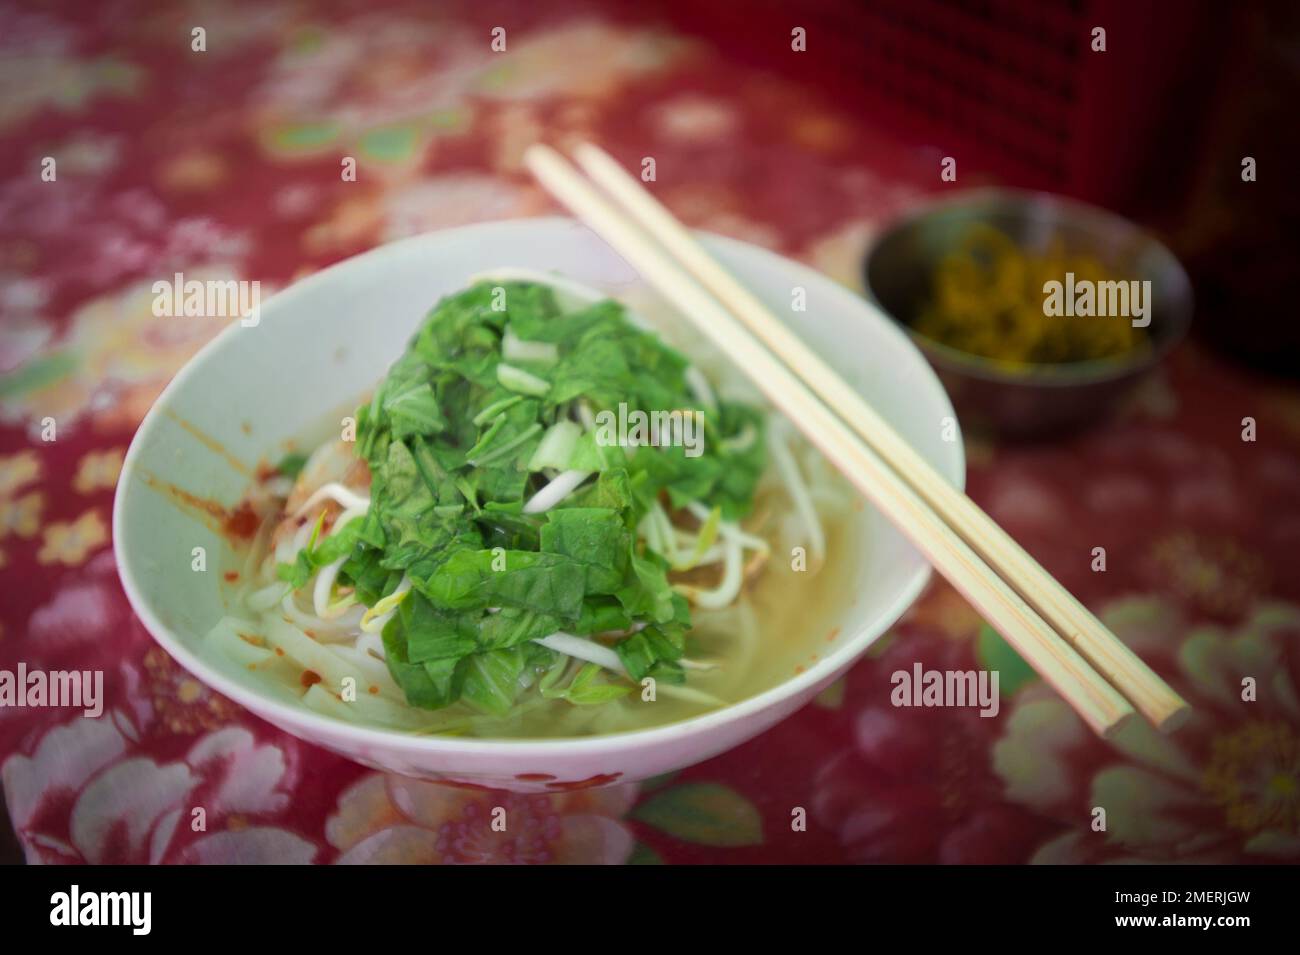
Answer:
[{"xmin": 524, "ymin": 142, "xmax": 1190, "ymax": 738}]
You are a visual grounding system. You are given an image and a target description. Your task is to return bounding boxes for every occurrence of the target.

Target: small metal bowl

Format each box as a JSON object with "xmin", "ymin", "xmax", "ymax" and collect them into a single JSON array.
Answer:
[{"xmin": 863, "ymin": 189, "xmax": 1193, "ymax": 439}]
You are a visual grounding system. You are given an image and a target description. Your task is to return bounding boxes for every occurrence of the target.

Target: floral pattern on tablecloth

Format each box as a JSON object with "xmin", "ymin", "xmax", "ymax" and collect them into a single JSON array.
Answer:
[{"xmin": 1, "ymin": 0, "xmax": 1298, "ymax": 864}]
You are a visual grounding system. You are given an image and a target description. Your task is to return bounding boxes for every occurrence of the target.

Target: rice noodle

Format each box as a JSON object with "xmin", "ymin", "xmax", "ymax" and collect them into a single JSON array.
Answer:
[{"xmin": 247, "ymin": 582, "xmax": 287, "ymax": 612}]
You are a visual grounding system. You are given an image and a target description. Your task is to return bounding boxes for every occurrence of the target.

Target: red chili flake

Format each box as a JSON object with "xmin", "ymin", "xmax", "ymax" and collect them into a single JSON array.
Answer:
[
  {"xmin": 368, "ymin": 685, "xmax": 379, "ymax": 695},
  {"xmin": 300, "ymin": 670, "xmax": 322, "ymax": 688},
  {"xmin": 223, "ymin": 570, "xmax": 240, "ymax": 582},
  {"xmin": 222, "ymin": 501, "xmax": 260, "ymax": 540}
]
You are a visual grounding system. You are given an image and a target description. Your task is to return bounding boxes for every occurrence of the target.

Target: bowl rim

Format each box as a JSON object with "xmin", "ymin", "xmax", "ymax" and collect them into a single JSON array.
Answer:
[
  {"xmin": 863, "ymin": 187, "xmax": 1194, "ymax": 388},
  {"xmin": 114, "ymin": 215, "xmax": 965, "ymax": 756}
]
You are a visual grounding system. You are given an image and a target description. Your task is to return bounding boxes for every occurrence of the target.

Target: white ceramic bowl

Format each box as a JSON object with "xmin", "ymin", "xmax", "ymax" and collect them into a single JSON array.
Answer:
[{"xmin": 114, "ymin": 217, "xmax": 964, "ymax": 793}]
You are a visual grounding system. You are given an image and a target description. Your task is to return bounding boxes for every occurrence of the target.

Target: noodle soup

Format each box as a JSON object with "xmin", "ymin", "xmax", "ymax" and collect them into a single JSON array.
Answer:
[{"xmin": 206, "ymin": 278, "xmax": 858, "ymax": 738}]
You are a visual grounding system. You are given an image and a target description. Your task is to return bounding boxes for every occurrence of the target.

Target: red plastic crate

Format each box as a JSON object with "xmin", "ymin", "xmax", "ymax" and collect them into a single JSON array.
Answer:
[{"xmin": 657, "ymin": 0, "xmax": 1224, "ymax": 212}]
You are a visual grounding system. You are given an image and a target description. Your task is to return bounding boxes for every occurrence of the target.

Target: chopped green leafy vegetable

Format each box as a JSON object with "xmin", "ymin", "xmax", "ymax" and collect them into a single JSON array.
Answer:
[{"xmin": 280, "ymin": 280, "xmax": 766, "ymax": 711}]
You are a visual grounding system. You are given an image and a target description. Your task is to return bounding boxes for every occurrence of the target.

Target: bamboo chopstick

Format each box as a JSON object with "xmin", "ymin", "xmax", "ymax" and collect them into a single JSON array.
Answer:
[
  {"xmin": 567, "ymin": 143, "xmax": 1191, "ymax": 734},
  {"xmin": 525, "ymin": 143, "xmax": 1136, "ymax": 738}
]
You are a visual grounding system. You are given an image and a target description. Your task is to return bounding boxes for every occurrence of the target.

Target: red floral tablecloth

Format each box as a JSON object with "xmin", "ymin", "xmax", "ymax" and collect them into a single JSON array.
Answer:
[{"xmin": 2, "ymin": 0, "xmax": 1299, "ymax": 864}]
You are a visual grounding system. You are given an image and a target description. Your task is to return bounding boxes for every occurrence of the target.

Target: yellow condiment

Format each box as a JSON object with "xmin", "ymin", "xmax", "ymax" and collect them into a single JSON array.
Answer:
[{"xmin": 914, "ymin": 224, "xmax": 1148, "ymax": 368}]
